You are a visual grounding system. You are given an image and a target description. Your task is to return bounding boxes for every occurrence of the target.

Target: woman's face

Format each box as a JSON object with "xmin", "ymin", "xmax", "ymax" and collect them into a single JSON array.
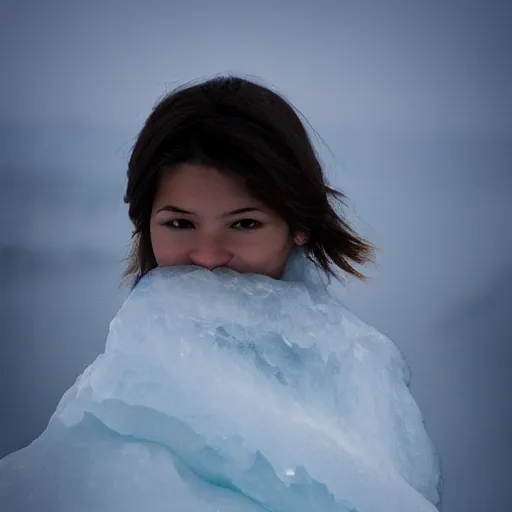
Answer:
[{"xmin": 150, "ymin": 163, "xmax": 305, "ymax": 279}]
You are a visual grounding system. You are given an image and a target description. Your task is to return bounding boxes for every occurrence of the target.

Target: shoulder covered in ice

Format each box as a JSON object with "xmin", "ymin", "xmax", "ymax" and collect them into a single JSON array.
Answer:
[{"xmin": 1, "ymin": 249, "xmax": 442, "ymax": 512}]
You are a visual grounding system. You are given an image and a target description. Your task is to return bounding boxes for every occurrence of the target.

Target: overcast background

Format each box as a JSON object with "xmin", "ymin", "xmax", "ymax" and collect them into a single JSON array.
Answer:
[{"xmin": 1, "ymin": 1, "xmax": 511, "ymax": 511}]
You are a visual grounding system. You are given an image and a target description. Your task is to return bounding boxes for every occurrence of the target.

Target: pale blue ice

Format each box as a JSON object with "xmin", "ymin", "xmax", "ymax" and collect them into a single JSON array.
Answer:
[{"xmin": 0, "ymin": 249, "xmax": 442, "ymax": 511}]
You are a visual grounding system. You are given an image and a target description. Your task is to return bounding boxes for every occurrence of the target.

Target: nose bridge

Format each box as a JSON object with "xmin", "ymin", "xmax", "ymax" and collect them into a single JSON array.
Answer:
[{"xmin": 190, "ymin": 231, "xmax": 231, "ymax": 269}]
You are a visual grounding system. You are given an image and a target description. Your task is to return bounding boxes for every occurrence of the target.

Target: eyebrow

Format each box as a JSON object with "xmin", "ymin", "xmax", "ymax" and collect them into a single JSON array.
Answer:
[{"xmin": 157, "ymin": 205, "xmax": 264, "ymax": 217}]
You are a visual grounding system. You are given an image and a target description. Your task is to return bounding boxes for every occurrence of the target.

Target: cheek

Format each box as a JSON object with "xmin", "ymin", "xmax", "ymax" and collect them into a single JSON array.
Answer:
[
  {"xmin": 238, "ymin": 227, "xmax": 292, "ymax": 267},
  {"xmin": 150, "ymin": 225, "xmax": 184, "ymax": 266}
]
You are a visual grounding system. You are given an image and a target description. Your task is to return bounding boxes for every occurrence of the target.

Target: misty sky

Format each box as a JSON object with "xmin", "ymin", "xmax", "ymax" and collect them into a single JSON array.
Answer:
[{"xmin": 1, "ymin": 2, "xmax": 511, "ymax": 511}]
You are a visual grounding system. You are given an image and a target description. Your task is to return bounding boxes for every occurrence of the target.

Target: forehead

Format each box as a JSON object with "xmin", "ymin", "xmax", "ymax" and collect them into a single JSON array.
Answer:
[{"xmin": 155, "ymin": 163, "xmax": 255, "ymax": 204}]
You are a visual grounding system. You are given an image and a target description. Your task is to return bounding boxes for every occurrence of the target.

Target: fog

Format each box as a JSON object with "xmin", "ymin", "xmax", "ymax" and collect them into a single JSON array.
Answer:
[{"xmin": 1, "ymin": 2, "xmax": 511, "ymax": 511}]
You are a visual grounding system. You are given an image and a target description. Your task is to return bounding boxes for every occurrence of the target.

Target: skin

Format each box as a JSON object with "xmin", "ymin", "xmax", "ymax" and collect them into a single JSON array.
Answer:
[{"xmin": 150, "ymin": 163, "xmax": 306, "ymax": 279}]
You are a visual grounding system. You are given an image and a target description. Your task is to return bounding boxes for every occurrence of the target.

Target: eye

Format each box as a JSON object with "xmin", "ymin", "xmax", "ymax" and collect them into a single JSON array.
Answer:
[
  {"xmin": 163, "ymin": 219, "xmax": 195, "ymax": 230},
  {"xmin": 231, "ymin": 219, "xmax": 262, "ymax": 230}
]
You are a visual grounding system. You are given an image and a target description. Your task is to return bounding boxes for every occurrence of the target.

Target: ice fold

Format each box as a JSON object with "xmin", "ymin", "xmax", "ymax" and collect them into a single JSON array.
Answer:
[{"xmin": 0, "ymin": 249, "xmax": 442, "ymax": 511}]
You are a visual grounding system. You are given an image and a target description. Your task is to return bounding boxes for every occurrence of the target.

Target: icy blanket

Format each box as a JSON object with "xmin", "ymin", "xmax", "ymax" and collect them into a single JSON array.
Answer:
[{"xmin": 0, "ymin": 250, "xmax": 442, "ymax": 511}]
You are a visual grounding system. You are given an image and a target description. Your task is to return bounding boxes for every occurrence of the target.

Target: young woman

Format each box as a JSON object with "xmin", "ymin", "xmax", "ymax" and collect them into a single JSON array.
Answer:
[
  {"xmin": 0, "ymin": 76, "xmax": 442, "ymax": 512},
  {"xmin": 123, "ymin": 75, "xmax": 374, "ymax": 288}
]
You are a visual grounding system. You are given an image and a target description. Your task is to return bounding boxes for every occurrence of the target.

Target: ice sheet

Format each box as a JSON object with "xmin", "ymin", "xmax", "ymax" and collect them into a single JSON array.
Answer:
[{"xmin": 0, "ymin": 249, "xmax": 442, "ymax": 511}]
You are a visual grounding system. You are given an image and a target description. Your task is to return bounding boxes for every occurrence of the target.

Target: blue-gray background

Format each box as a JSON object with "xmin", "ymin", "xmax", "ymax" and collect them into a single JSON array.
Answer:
[{"xmin": 1, "ymin": 1, "xmax": 511, "ymax": 511}]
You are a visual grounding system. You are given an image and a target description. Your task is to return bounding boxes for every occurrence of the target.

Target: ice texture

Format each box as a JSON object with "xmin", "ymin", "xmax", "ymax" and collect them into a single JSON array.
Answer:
[{"xmin": 0, "ymin": 249, "xmax": 442, "ymax": 511}]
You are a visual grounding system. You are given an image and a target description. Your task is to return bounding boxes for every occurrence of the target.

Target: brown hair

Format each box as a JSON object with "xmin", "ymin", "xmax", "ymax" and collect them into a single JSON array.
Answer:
[{"xmin": 123, "ymin": 75, "xmax": 375, "ymax": 288}]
